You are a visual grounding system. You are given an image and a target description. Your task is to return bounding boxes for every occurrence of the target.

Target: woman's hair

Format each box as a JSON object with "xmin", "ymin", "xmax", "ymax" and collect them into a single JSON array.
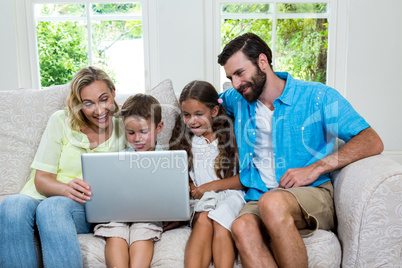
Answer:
[
  {"xmin": 121, "ymin": 94, "xmax": 162, "ymax": 125},
  {"xmin": 169, "ymin": 80, "xmax": 237, "ymax": 179},
  {"xmin": 66, "ymin": 66, "xmax": 119, "ymax": 132}
]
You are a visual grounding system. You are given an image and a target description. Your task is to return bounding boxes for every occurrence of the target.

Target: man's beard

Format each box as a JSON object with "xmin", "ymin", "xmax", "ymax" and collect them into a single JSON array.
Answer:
[{"xmin": 238, "ymin": 67, "xmax": 267, "ymax": 103}]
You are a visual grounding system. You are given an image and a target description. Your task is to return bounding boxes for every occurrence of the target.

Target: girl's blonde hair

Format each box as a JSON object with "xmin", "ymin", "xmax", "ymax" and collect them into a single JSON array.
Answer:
[
  {"xmin": 169, "ymin": 80, "xmax": 237, "ymax": 179},
  {"xmin": 66, "ymin": 66, "xmax": 119, "ymax": 132}
]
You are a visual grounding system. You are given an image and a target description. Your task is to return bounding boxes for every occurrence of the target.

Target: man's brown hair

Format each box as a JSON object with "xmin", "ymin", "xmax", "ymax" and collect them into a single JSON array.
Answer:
[{"xmin": 218, "ymin": 32, "xmax": 273, "ymax": 69}]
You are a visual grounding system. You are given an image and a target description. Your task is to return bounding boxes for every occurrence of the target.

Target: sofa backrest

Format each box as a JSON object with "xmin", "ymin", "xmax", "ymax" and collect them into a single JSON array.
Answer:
[
  {"xmin": 0, "ymin": 84, "xmax": 70, "ymax": 201},
  {"xmin": 0, "ymin": 79, "xmax": 179, "ymax": 202}
]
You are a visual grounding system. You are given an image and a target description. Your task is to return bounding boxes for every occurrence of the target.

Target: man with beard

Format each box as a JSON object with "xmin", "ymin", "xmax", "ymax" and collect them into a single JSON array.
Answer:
[{"xmin": 217, "ymin": 33, "xmax": 383, "ymax": 267}]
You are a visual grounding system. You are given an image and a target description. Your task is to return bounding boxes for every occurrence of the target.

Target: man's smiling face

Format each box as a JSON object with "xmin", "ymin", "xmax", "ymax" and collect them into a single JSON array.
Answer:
[{"xmin": 224, "ymin": 51, "xmax": 267, "ymax": 103}]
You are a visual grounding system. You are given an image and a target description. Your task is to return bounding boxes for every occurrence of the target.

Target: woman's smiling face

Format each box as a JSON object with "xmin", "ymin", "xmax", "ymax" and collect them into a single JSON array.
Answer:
[{"xmin": 80, "ymin": 80, "xmax": 116, "ymax": 131}]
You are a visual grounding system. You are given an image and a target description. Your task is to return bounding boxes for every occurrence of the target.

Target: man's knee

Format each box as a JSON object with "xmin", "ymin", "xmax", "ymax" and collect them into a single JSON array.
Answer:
[
  {"xmin": 259, "ymin": 191, "xmax": 294, "ymax": 214},
  {"xmin": 258, "ymin": 191, "xmax": 299, "ymax": 230},
  {"xmin": 231, "ymin": 214, "xmax": 259, "ymax": 242},
  {"xmin": 231, "ymin": 216, "xmax": 246, "ymax": 239}
]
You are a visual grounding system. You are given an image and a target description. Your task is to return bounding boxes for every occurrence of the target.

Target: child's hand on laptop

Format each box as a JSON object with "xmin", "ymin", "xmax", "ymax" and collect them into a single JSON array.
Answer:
[{"xmin": 65, "ymin": 178, "xmax": 92, "ymax": 203}]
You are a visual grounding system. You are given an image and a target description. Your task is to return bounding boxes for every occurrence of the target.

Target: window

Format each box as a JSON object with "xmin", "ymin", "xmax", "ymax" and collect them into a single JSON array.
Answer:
[
  {"xmin": 207, "ymin": 0, "xmax": 336, "ymax": 90},
  {"xmin": 29, "ymin": 1, "xmax": 147, "ymax": 93}
]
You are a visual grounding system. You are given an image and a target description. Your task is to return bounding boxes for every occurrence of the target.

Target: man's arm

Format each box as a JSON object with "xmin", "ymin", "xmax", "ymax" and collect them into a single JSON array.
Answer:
[{"xmin": 279, "ymin": 127, "xmax": 384, "ymax": 188}]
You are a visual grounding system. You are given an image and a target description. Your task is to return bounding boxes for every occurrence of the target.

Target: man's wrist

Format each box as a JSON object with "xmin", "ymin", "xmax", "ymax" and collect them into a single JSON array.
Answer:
[{"xmin": 310, "ymin": 160, "xmax": 331, "ymax": 177}]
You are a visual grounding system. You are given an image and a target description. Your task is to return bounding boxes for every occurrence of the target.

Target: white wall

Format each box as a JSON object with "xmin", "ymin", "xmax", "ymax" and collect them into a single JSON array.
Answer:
[
  {"xmin": 345, "ymin": 0, "xmax": 402, "ymax": 162},
  {"xmin": 0, "ymin": 0, "xmax": 401, "ymax": 163},
  {"xmin": 153, "ymin": 0, "xmax": 205, "ymax": 92},
  {"xmin": 0, "ymin": 0, "xmax": 20, "ymax": 91}
]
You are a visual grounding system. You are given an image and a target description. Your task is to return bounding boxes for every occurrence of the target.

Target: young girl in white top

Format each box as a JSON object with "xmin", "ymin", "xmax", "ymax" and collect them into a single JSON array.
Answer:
[{"xmin": 170, "ymin": 80, "xmax": 245, "ymax": 268}]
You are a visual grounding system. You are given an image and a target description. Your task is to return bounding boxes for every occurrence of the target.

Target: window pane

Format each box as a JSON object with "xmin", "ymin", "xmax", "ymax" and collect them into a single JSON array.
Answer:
[
  {"xmin": 36, "ymin": 4, "xmax": 85, "ymax": 17},
  {"xmin": 277, "ymin": 3, "xmax": 327, "ymax": 14},
  {"xmin": 34, "ymin": 3, "xmax": 145, "ymax": 92},
  {"xmin": 221, "ymin": 19, "xmax": 272, "ymax": 49},
  {"xmin": 91, "ymin": 3, "xmax": 141, "ymax": 16},
  {"xmin": 92, "ymin": 20, "xmax": 144, "ymax": 93},
  {"xmin": 275, "ymin": 18, "xmax": 328, "ymax": 83},
  {"xmin": 37, "ymin": 21, "xmax": 88, "ymax": 87},
  {"xmin": 221, "ymin": 3, "xmax": 271, "ymax": 15}
]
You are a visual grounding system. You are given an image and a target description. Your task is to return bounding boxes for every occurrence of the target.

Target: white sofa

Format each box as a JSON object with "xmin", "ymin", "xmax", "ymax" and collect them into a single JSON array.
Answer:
[{"xmin": 0, "ymin": 80, "xmax": 401, "ymax": 267}]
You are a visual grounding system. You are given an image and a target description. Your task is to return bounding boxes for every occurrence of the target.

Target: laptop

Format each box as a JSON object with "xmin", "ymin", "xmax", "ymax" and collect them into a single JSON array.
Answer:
[{"xmin": 81, "ymin": 150, "xmax": 190, "ymax": 223}]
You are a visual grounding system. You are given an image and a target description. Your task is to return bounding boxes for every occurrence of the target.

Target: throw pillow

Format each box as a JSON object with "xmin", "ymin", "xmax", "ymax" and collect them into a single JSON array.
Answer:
[{"xmin": 146, "ymin": 79, "xmax": 180, "ymax": 149}]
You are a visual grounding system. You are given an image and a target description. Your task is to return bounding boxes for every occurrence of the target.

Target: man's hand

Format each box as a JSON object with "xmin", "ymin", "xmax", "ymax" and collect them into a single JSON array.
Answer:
[
  {"xmin": 279, "ymin": 165, "xmax": 321, "ymax": 188},
  {"xmin": 279, "ymin": 127, "xmax": 384, "ymax": 189}
]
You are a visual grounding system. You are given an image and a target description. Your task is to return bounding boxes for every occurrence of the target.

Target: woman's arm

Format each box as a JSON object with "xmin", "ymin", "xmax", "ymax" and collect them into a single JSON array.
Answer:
[
  {"xmin": 35, "ymin": 170, "xmax": 91, "ymax": 203},
  {"xmin": 190, "ymin": 174, "xmax": 243, "ymax": 199}
]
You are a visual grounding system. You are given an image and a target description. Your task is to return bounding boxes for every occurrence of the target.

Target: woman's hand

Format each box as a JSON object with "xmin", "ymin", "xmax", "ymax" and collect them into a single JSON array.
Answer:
[
  {"xmin": 64, "ymin": 178, "xmax": 92, "ymax": 203},
  {"xmin": 35, "ymin": 170, "xmax": 90, "ymax": 203},
  {"xmin": 191, "ymin": 181, "xmax": 219, "ymax": 199}
]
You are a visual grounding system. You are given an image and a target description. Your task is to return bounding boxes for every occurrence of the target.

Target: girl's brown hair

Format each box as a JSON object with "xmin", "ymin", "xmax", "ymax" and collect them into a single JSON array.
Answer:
[{"xmin": 169, "ymin": 80, "xmax": 237, "ymax": 179}]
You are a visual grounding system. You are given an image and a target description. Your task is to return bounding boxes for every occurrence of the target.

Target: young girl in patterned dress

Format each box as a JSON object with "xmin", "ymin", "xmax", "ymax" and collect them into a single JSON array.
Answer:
[{"xmin": 170, "ymin": 80, "xmax": 245, "ymax": 268}]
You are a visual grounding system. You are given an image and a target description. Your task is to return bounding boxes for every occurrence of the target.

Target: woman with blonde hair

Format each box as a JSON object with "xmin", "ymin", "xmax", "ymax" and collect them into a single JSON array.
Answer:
[{"xmin": 0, "ymin": 66, "xmax": 127, "ymax": 267}]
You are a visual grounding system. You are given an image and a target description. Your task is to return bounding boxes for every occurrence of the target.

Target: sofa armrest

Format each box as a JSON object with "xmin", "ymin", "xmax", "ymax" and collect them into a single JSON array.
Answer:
[{"xmin": 332, "ymin": 154, "xmax": 402, "ymax": 267}]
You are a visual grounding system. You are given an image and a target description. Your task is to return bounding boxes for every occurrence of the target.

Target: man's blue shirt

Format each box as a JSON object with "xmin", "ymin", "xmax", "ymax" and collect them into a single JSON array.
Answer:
[{"xmin": 220, "ymin": 72, "xmax": 370, "ymax": 201}]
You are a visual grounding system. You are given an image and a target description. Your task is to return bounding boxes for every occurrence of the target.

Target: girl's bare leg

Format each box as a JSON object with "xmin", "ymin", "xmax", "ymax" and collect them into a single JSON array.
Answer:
[
  {"xmin": 212, "ymin": 221, "xmax": 236, "ymax": 268},
  {"xmin": 129, "ymin": 239, "xmax": 154, "ymax": 268},
  {"xmin": 185, "ymin": 212, "xmax": 213, "ymax": 268},
  {"xmin": 105, "ymin": 237, "xmax": 129, "ymax": 268}
]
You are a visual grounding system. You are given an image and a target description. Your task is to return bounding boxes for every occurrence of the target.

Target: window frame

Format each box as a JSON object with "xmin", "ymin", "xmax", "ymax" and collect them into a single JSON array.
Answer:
[
  {"xmin": 204, "ymin": 0, "xmax": 342, "ymax": 92},
  {"xmin": 22, "ymin": 0, "xmax": 152, "ymax": 91}
]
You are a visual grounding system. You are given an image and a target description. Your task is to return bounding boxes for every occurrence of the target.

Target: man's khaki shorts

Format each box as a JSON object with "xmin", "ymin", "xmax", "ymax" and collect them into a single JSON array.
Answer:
[{"xmin": 237, "ymin": 181, "xmax": 335, "ymax": 237}]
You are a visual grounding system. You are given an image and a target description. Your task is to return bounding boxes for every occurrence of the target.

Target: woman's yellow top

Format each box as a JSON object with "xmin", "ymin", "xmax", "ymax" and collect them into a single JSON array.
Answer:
[{"xmin": 20, "ymin": 110, "xmax": 127, "ymax": 199}]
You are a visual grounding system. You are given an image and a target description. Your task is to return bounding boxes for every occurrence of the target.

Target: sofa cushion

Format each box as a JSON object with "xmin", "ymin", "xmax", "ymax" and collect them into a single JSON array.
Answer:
[
  {"xmin": 304, "ymin": 230, "xmax": 341, "ymax": 267},
  {"xmin": 79, "ymin": 226, "xmax": 192, "ymax": 268},
  {"xmin": 146, "ymin": 79, "xmax": 179, "ymax": 149},
  {"xmin": 79, "ymin": 227, "xmax": 341, "ymax": 268},
  {"xmin": 0, "ymin": 84, "xmax": 70, "ymax": 201},
  {"xmin": 78, "ymin": 233, "xmax": 107, "ymax": 267},
  {"xmin": 151, "ymin": 226, "xmax": 191, "ymax": 267}
]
